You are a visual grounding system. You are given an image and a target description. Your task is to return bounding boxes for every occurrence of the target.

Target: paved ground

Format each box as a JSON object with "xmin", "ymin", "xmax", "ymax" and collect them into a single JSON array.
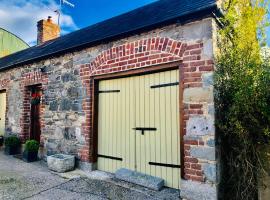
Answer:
[{"xmin": 0, "ymin": 149, "xmax": 180, "ymax": 200}]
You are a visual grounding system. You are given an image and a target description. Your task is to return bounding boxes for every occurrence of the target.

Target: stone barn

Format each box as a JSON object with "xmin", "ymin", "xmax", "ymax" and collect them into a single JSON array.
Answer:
[{"xmin": 0, "ymin": 0, "xmax": 220, "ymax": 199}]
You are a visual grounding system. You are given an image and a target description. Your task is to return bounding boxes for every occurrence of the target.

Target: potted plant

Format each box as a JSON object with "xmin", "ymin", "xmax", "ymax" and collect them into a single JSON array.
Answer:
[
  {"xmin": 4, "ymin": 135, "xmax": 20, "ymax": 155},
  {"xmin": 23, "ymin": 140, "xmax": 39, "ymax": 162},
  {"xmin": 31, "ymin": 92, "xmax": 41, "ymax": 105},
  {"xmin": 0, "ymin": 136, "xmax": 4, "ymax": 146}
]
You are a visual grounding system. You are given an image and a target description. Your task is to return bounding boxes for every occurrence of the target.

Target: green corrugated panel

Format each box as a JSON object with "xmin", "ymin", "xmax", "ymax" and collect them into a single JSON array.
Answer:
[{"xmin": 0, "ymin": 28, "xmax": 29, "ymax": 58}]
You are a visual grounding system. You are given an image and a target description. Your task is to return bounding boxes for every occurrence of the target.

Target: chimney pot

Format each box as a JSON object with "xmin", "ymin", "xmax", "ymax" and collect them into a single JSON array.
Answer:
[
  {"xmin": 37, "ymin": 17, "xmax": 60, "ymax": 45},
  {"xmin": 47, "ymin": 16, "xmax": 52, "ymax": 22}
]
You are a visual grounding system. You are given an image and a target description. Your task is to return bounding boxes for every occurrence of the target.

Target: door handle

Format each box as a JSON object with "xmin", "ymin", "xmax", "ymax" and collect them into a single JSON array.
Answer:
[{"xmin": 133, "ymin": 127, "xmax": 157, "ymax": 135}]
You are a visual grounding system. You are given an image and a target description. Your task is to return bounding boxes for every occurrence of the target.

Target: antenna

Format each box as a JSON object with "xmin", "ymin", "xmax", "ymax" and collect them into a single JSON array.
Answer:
[
  {"xmin": 54, "ymin": 0, "xmax": 75, "ymax": 26},
  {"xmin": 62, "ymin": 0, "xmax": 75, "ymax": 8}
]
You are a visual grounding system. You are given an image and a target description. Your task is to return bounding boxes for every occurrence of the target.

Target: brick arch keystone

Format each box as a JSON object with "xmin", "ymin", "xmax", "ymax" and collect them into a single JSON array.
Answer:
[{"xmin": 89, "ymin": 37, "xmax": 187, "ymax": 76}]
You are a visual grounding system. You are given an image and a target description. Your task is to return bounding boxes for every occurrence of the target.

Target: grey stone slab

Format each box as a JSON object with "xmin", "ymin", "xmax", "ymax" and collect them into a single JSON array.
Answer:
[
  {"xmin": 187, "ymin": 116, "xmax": 214, "ymax": 136},
  {"xmin": 115, "ymin": 168, "xmax": 164, "ymax": 191},
  {"xmin": 208, "ymin": 104, "xmax": 215, "ymax": 117},
  {"xmin": 78, "ymin": 161, "xmax": 96, "ymax": 173},
  {"xmin": 184, "ymin": 135, "xmax": 203, "ymax": 141},
  {"xmin": 190, "ymin": 147, "xmax": 215, "ymax": 161},
  {"xmin": 203, "ymin": 163, "xmax": 217, "ymax": 183},
  {"xmin": 202, "ymin": 72, "xmax": 214, "ymax": 87},
  {"xmin": 183, "ymin": 87, "xmax": 214, "ymax": 103},
  {"xmin": 207, "ymin": 138, "xmax": 215, "ymax": 147}
]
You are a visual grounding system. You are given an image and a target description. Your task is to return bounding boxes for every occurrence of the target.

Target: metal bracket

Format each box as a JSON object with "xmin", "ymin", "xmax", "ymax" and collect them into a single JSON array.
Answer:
[
  {"xmin": 133, "ymin": 127, "xmax": 157, "ymax": 135},
  {"xmin": 150, "ymin": 82, "xmax": 179, "ymax": 89},
  {"xmin": 99, "ymin": 90, "xmax": 120, "ymax": 93},
  {"xmin": 149, "ymin": 162, "xmax": 181, "ymax": 168}
]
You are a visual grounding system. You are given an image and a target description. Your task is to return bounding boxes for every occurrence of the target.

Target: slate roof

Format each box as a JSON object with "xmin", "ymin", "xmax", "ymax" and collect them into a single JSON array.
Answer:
[{"xmin": 0, "ymin": 0, "xmax": 218, "ymax": 70}]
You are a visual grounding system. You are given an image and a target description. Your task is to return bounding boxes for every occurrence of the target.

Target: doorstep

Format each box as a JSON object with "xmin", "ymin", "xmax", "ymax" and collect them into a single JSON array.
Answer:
[{"xmin": 116, "ymin": 168, "xmax": 165, "ymax": 191}]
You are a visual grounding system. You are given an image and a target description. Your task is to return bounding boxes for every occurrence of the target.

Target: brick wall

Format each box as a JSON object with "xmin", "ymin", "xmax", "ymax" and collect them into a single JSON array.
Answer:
[{"xmin": 37, "ymin": 17, "xmax": 60, "ymax": 45}]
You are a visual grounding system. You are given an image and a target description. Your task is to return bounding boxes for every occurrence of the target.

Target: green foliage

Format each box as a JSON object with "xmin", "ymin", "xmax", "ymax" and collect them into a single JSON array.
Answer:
[
  {"xmin": 216, "ymin": 0, "xmax": 270, "ymax": 199},
  {"xmin": 4, "ymin": 136, "xmax": 20, "ymax": 147},
  {"xmin": 24, "ymin": 140, "xmax": 39, "ymax": 152}
]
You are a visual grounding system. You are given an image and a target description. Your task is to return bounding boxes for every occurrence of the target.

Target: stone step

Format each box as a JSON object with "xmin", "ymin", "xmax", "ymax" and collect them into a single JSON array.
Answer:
[{"xmin": 115, "ymin": 168, "xmax": 164, "ymax": 191}]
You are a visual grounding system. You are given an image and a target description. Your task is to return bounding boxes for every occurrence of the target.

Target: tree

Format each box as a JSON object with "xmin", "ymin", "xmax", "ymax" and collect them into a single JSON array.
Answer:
[{"xmin": 215, "ymin": 0, "xmax": 270, "ymax": 199}]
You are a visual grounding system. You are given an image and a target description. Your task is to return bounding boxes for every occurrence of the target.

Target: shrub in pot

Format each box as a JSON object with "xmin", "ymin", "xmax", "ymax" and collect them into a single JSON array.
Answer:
[
  {"xmin": 23, "ymin": 140, "xmax": 39, "ymax": 162},
  {"xmin": 4, "ymin": 135, "xmax": 20, "ymax": 155}
]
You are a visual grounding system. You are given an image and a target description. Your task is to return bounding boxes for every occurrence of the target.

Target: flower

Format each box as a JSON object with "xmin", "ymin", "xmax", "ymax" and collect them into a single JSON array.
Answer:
[{"xmin": 31, "ymin": 93, "xmax": 42, "ymax": 105}]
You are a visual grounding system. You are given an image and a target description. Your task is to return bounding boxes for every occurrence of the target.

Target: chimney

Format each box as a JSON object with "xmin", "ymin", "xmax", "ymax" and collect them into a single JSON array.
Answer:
[{"xmin": 37, "ymin": 16, "xmax": 60, "ymax": 45}]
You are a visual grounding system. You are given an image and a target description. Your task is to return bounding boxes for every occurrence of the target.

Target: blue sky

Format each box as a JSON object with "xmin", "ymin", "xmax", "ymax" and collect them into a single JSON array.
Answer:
[
  {"xmin": 0, "ymin": 0, "xmax": 157, "ymax": 45},
  {"xmin": 0, "ymin": 0, "xmax": 269, "ymax": 46},
  {"xmin": 62, "ymin": 0, "xmax": 157, "ymax": 31}
]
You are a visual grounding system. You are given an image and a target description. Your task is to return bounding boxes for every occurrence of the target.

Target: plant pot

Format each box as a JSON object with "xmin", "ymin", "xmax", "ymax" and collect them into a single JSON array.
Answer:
[
  {"xmin": 0, "ymin": 136, "xmax": 4, "ymax": 146},
  {"xmin": 22, "ymin": 151, "xmax": 38, "ymax": 162},
  {"xmin": 47, "ymin": 154, "xmax": 75, "ymax": 173},
  {"xmin": 4, "ymin": 146, "xmax": 19, "ymax": 155}
]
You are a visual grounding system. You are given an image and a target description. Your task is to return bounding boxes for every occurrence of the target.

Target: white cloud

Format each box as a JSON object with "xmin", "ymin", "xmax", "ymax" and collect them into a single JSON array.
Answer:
[{"xmin": 0, "ymin": 0, "xmax": 78, "ymax": 45}]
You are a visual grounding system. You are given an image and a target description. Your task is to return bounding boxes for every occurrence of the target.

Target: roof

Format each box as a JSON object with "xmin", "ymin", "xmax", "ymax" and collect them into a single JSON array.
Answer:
[
  {"xmin": 0, "ymin": 28, "xmax": 30, "ymax": 48},
  {"xmin": 0, "ymin": 0, "xmax": 218, "ymax": 71}
]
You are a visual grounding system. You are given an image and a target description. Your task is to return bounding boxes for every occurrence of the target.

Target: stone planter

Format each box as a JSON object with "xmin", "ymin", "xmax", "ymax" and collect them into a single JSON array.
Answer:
[{"xmin": 47, "ymin": 154, "xmax": 75, "ymax": 173}]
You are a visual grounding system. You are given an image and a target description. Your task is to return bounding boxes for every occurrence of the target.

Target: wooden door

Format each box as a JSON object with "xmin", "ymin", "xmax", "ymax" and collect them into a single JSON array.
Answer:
[
  {"xmin": 134, "ymin": 70, "xmax": 180, "ymax": 189},
  {"xmin": 30, "ymin": 87, "xmax": 42, "ymax": 142},
  {"xmin": 97, "ymin": 70, "xmax": 180, "ymax": 189},
  {"xmin": 0, "ymin": 91, "xmax": 6, "ymax": 136},
  {"xmin": 97, "ymin": 78, "xmax": 136, "ymax": 172}
]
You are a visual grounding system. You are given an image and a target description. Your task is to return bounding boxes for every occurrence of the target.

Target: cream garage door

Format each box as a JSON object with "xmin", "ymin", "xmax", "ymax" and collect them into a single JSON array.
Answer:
[
  {"xmin": 98, "ymin": 69, "xmax": 180, "ymax": 189},
  {"xmin": 0, "ymin": 92, "xmax": 6, "ymax": 136}
]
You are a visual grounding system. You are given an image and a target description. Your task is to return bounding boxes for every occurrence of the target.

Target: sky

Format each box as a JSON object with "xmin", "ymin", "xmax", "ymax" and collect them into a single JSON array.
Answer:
[
  {"xmin": 0, "ymin": 0, "xmax": 269, "ymax": 46},
  {"xmin": 0, "ymin": 0, "xmax": 157, "ymax": 46}
]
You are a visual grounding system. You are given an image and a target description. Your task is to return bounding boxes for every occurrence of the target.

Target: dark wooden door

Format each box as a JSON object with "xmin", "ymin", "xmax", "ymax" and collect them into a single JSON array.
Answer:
[{"xmin": 30, "ymin": 87, "xmax": 42, "ymax": 142}]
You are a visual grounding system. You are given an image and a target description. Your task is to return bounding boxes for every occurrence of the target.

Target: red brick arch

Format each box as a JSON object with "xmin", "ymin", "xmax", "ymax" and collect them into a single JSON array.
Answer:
[
  {"xmin": 79, "ymin": 37, "xmax": 214, "ymax": 184},
  {"xmin": 89, "ymin": 37, "xmax": 187, "ymax": 76}
]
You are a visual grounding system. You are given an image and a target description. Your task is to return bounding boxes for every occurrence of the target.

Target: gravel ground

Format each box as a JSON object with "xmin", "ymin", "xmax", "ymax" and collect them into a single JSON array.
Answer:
[{"xmin": 0, "ymin": 150, "xmax": 180, "ymax": 200}]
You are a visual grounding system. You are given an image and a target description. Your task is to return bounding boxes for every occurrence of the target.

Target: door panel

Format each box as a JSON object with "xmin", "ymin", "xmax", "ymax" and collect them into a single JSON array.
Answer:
[
  {"xmin": 97, "ymin": 78, "xmax": 136, "ymax": 172},
  {"xmin": 98, "ymin": 69, "xmax": 180, "ymax": 189},
  {"xmin": 0, "ymin": 92, "xmax": 6, "ymax": 136},
  {"xmin": 134, "ymin": 70, "xmax": 180, "ymax": 188},
  {"xmin": 30, "ymin": 87, "xmax": 42, "ymax": 142}
]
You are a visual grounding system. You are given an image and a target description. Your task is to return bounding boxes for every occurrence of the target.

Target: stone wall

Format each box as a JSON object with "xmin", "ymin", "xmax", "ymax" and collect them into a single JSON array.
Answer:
[{"xmin": 0, "ymin": 17, "xmax": 218, "ymax": 199}]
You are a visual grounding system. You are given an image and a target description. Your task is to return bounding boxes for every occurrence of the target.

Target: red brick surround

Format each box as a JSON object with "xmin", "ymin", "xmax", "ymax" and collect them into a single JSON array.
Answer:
[
  {"xmin": 90, "ymin": 37, "xmax": 187, "ymax": 75},
  {"xmin": 80, "ymin": 36, "xmax": 214, "ymax": 183},
  {"xmin": 20, "ymin": 71, "xmax": 48, "ymax": 143}
]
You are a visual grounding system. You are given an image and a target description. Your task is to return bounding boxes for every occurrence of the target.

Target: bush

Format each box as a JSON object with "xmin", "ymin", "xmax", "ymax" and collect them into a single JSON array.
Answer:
[
  {"xmin": 216, "ymin": 1, "xmax": 270, "ymax": 199},
  {"xmin": 24, "ymin": 140, "xmax": 39, "ymax": 152},
  {"xmin": 4, "ymin": 136, "xmax": 20, "ymax": 147}
]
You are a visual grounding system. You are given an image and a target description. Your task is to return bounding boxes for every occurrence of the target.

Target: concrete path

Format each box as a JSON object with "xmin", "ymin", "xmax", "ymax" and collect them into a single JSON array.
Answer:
[{"xmin": 0, "ymin": 150, "xmax": 180, "ymax": 200}]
